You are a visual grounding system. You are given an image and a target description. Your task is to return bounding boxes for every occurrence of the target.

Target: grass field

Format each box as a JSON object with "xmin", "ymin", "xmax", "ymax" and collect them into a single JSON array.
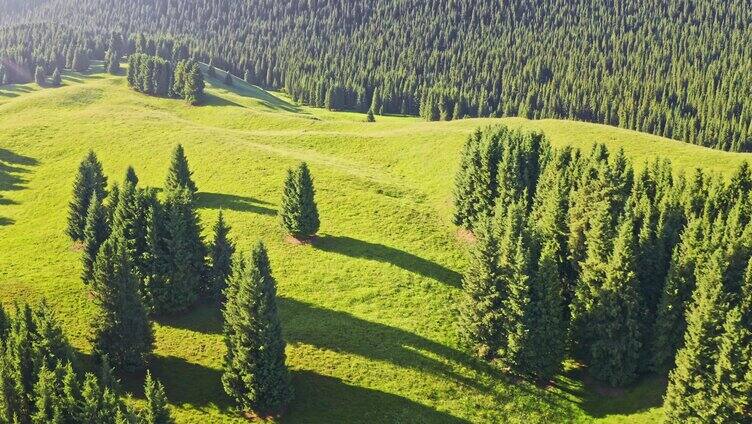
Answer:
[{"xmin": 0, "ymin": 63, "xmax": 748, "ymax": 423}]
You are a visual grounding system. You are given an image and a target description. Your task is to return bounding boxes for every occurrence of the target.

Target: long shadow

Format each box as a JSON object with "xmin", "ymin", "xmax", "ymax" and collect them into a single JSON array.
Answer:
[
  {"xmin": 288, "ymin": 370, "xmax": 468, "ymax": 423},
  {"xmin": 195, "ymin": 191, "xmax": 276, "ymax": 216},
  {"xmin": 156, "ymin": 302, "xmax": 223, "ymax": 334},
  {"xmin": 140, "ymin": 355, "xmax": 230, "ymax": 411},
  {"xmin": 202, "ymin": 92, "xmax": 246, "ymax": 108},
  {"xmin": 281, "ymin": 298, "xmax": 506, "ymax": 394},
  {"xmin": 312, "ymin": 235, "xmax": 462, "ymax": 287},
  {"xmin": 198, "ymin": 63, "xmax": 302, "ymax": 113},
  {"xmin": 0, "ymin": 148, "xmax": 37, "ymax": 192},
  {"xmin": 161, "ymin": 300, "xmax": 501, "ymax": 394}
]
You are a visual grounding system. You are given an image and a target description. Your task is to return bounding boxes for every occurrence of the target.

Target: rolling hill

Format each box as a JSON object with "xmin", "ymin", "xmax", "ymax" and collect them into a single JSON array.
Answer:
[{"xmin": 0, "ymin": 63, "xmax": 748, "ymax": 423}]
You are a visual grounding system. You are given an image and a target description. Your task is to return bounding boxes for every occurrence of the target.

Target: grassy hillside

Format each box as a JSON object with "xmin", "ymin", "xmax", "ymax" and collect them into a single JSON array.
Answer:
[{"xmin": 0, "ymin": 64, "xmax": 748, "ymax": 423}]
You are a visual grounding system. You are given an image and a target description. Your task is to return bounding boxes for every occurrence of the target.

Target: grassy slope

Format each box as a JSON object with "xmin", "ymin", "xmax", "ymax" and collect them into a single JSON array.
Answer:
[{"xmin": 0, "ymin": 65, "xmax": 747, "ymax": 423}]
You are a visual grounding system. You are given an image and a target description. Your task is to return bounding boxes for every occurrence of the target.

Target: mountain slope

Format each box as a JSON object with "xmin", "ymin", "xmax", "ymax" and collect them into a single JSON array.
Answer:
[{"xmin": 1, "ymin": 64, "xmax": 749, "ymax": 423}]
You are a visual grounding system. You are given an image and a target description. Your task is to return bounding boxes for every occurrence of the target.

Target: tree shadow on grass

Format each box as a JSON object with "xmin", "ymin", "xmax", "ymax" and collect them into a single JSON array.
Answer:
[
  {"xmin": 0, "ymin": 217, "xmax": 13, "ymax": 226},
  {"xmin": 142, "ymin": 355, "xmax": 230, "ymax": 412},
  {"xmin": 312, "ymin": 235, "xmax": 462, "ymax": 287},
  {"xmin": 195, "ymin": 192, "xmax": 276, "ymax": 216},
  {"xmin": 198, "ymin": 63, "xmax": 302, "ymax": 113},
  {"xmin": 201, "ymin": 92, "xmax": 246, "ymax": 108},
  {"xmin": 280, "ymin": 298, "xmax": 506, "ymax": 394},
  {"xmin": 160, "ymin": 300, "xmax": 504, "ymax": 395},
  {"xmin": 288, "ymin": 370, "xmax": 469, "ymax": 423},
  {"xmin": 155, "ymin": 302, "xmax": 223, "ymax": 334},
  {"xmin": 0, "ymin": 148, "xmax": 38, "ymax": 190},
  {"xmin": 552, "ymin": 365, "xmax": 666, "ymax": 418}
]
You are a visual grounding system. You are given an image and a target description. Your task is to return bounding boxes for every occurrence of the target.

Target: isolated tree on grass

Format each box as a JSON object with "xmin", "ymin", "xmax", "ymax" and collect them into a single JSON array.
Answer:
[
  {"xmin": 51, "ymin": 68, "xmax": 61, "ymax": 87},
  {"xmin": 457, "ymin": 218, "xmax": 501, "ymax": 359},
  {"xmin": 224, "ymin": 70, "xmax": 233, "ymax": 86},
  {"xmin": 141, "ymin": 372, "xmax": 173, "ymax": 424},
  {"xmin": 222, "ymin": 242, "xmax": 293, "ymax": 416},
  {"xmin": 366, "ymin": 109, "xmax": 376, "ymax": 122},
  {"xmin": 72, "ymin": 49, "xmax": 90, "ymax": 72},
  {"xmin": 164, "ymin": 144, "xmax": 197, "ymax": 196},
  {"xmin": 105, "ymin": 49, "xmax": 120, "ymax": 74},
  {"xmin": 207, "ymin": 211, "xmax": 235, "ymax": 301},
  {"xmin": 34, "ymin": 66, "xmax": 46, "ymax": 86},
  {"xmin": 280, "ymin": 162, "xmax": 320, "ymax": 239},
  {"xmin": 68, "ymin": 151, "xmax": 108, "ymax": 241},
  {"xmin": 90, "ymin": 232, "xmax": 154, "ymax": 372},
  {"xmin": 82, "ymin": 193, "xmax": 110, "ymax": 284}
]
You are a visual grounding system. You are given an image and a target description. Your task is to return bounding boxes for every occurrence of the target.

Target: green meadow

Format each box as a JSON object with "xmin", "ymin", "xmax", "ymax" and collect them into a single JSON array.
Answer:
[{"xmin": 0, "ymin": 64, "xmax": 747, "ymax": 423}]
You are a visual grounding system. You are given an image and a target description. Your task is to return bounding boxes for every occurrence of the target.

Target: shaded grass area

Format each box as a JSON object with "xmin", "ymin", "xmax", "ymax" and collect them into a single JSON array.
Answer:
[{"xmin": 0, "ymin": 67, "xmax": 732, "ymax": 422}]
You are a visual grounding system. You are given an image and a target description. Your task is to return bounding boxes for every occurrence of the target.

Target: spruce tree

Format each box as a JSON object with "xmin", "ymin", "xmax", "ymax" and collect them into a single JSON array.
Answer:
[
  {"xmin": 588, "ymin": 215, "xmax": 643, "ymax": 386},
  {"xmin": 81, "ymin": 193, "xmax": 109, "ymax": 285},
  {"xmin": 31, "ymin": 364, "xmax": 63, "ymax": 424},
  {"xmin": 207, "ymin": 211, "xmax": 234, "ymax": 301},
  {"xmin": 90, "ymin": 232, "xmax": 154, "ymax": 372},
  {"xmin": 366, "ymin": 109, "xmax": 375, "ymax": 122},
  {"xmin": 570, "ymin": 199, "xmax": 614, "ymax": 357},
  {"xmin": 496, "ymin": 201, "xmax": 534, "ymax": 370},
  {"xmin": 141, "ymin": 372, "xmax": 173, "ymax": 424},
  {"xmin": 525, "ymin": 238, "xmax": 566, "ymax": 380},
  {"xmin": 223, "ymin": 70, "xmax": 233, "ymax": 86},
  {"xmin": 457, "ymin": 218, "xmax": 502, "ymax": 359},
  {"xmin": 222, "ymin": 242, "xmax": 293, "ymax": 415},
  {"xmin": 34, "ymin": 66, "xmax": 45, "ymax": 86},
  {"xmin": 652, "ymin": 218, "xmax": 706, "ymax": 371},
  {"xmin": 164, "ymin": 144, "xmax": 197, "ymax": 196},
  {"xmin": 712, "ymin": 260, "xmax": 752, "ymax": 422},
  {"xmin": 67, "ymin": 151, "xmax": 108, "ymax": 241},
  {"xmin": 280, "ymin": 162, "xmax": 320, "ymax": 239},
  {"xmin": 51, "ymin": 68, "xmax": 61, "ymax": 87},
  {"xmin": 158, "ymin": 188, "xmax": 206, "ymax": 314},
  {"xmin": 664, "ymin": 252, "xmax": 730, "ymax": 421}
]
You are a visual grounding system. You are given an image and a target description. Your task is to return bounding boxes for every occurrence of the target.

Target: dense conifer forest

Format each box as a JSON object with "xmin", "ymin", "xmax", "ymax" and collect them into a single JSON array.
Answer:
[
  {"xmin": 454, "ymin": 125, "xmax": 752, "ymax": 419},
  {"xmin": 0, "ymin": 0, "xmax": 751, "ymax": 150}
]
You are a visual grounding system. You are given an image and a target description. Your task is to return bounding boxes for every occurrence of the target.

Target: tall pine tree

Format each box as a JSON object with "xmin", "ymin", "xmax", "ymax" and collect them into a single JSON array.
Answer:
[
  {"xmin": 81, "ymin": 193, "xmax": 109, "ymax": 285},
  {"xmin": 90, "ymin": 231, "xmax": 154, "ymax": 372},
  {"xmin": 457, "ymin": 218, "xmax": 502, "ymax": 359},
  {"xmin": 664, "ymin": 252, "xmax": 730, "ymax": 421},
  {"xmin": 588, "ymin": 215, "xmax": 643, "ymax": 386},
  {"xmin": 222, "ymin": 242, "xmax": 293, "ymax": 415},
  {"xmin": 67, "ymin": 151, "xmax": 108, "ymax": 241},
  {"xmin": 280, "ymin": 162, "xmax": 320, "ymax": 239},
  {"xmin": 164, "ymin": 144, "xmax": 197, "ymax": 196},
  {"xmin": 207, "ymin": 211, "xmax": 234, "ymax": 301}
]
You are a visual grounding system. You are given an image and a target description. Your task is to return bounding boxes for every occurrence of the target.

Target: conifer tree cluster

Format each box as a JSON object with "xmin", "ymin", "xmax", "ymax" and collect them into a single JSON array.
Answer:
[
  {"xmin": 126, "ymin": 53, "xmax": 204, "ymax": 104},
  {"xmin": 0, "ymin": 302, "xmax": 173, "ymax": 423},
  {"xmin": 456, "ymin": 124, "xmax": 752, "ymax": 404},
  {"xmin": 280, "ymin": 162, "xmax": 320, "ymax": 240},
  {"xmin": 70, "ymin": 146, "xmax": 234, "ymax": 342}
]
